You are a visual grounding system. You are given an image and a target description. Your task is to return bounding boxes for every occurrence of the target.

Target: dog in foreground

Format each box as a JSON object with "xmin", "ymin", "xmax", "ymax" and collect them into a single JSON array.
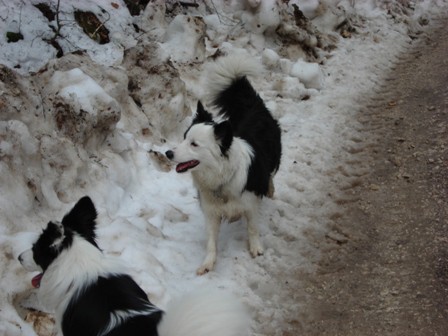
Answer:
[
  {"xmin": 18, "ymin": 196, "xmax": 249, "ymax": 336},
  {"xmin": 166, "ymin": 56, "xmax": 282, "ymax": 275}
]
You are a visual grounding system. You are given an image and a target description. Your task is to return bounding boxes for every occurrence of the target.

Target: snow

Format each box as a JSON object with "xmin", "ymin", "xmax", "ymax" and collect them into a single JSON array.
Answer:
[
  {"xmin": 50, "ymin": 68, "xmax": 120, "ymax": 116},
  {"xmin": 290, "ymin": 59, "xmax": 324, "ymax": 89},
  {"xmin": 0, "ymin": 0, "xmax": 447, "ymax": 335}
]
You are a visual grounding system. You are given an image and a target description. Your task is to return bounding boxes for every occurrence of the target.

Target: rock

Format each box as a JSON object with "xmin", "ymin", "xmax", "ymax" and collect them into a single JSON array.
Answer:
[
  {"xmin": 24, "ymin": 311, "xmax": 56, "ymax": 336},
  {"xmin": 149, "ymin": 150, "xmax": 173, "ymax": 172},
  {"xmin": 326, "ymin": 231, "xmax": 349, "ymax": 244}
]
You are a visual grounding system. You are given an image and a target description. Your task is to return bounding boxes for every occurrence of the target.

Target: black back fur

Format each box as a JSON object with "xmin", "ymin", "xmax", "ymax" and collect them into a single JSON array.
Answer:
[
  {"xmin": 206, "ymin": 76, "xmax": 282, "ymax": 196},
  {"xmin": 63, "ymin": 274, "xmax": 162, "ymax": 336}
]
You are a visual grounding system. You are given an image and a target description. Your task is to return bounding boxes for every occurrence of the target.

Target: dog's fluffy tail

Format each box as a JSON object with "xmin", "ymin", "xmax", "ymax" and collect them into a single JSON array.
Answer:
[
  {"xmin": 205, "ymin": 54, "xmax": 262, "ymax": 105},
  {"xmin": 157, "ymin": 288, "xmax": 250, "ymax": 336}
]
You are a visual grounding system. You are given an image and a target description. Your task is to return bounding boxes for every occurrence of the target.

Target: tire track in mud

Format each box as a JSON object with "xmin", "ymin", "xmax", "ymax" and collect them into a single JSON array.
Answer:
[{"xmin": 298, "ymin": 18, "xmax": 448, "ymax": 335}]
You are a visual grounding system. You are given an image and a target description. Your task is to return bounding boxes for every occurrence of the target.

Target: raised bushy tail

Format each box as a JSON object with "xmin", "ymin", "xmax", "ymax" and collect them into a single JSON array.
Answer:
[
  {"xmin": 157, "ymin": 288, "xmax": 250, "ymax": 336},
  {"xmin": 205, "ymin": 55, "xmax": 262, "ymax": 105}
]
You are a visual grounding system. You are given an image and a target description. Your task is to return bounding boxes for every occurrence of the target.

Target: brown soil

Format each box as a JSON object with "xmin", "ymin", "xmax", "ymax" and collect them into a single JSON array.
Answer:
[{"xmin": 300, "ymin": 19, "xmax": 448, "ymax": 335}]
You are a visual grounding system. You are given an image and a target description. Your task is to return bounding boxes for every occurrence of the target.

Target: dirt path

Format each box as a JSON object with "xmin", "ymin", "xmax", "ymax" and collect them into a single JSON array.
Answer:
[{"xmin": 300, "ymin": 19, "xmax": 448, "ymax": 335}]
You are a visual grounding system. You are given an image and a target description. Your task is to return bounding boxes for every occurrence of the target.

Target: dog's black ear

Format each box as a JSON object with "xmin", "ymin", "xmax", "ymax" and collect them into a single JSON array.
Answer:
[
  {"xmin": 193, "ymin": 101, "xmax": 213, "ymax": 124},
  {"xmin": 62, "ymin": 196, "xmax": 99, "ymax": 247},
  {"xmin": 214, "ymin": 121, "xmax": 233, "ymax": 155}
]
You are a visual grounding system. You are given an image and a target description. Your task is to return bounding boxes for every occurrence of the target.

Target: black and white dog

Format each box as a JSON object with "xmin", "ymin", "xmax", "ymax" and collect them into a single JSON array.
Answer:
[
  {"xmin": 165, "ymin": 56, "xmax": 282, "ymax": 275},
  {"xmin": 18, "ymin": 196, "xmax": 248, "ymax": 336}
]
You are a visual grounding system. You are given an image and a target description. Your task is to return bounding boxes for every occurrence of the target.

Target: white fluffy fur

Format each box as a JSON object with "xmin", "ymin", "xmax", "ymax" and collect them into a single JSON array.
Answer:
[
  {"xmin": 180, "ymin": 124, "xmax": 254, "ymax": 195},
  {"xmin": 205, "ymin": 55, "xmax": 262, "ymax": 104},
  {"xmin": 169, "ymin": 122, "xmax": 264, "ymax": 274},
  {"xmin": 158, "ymin": 288, "xmax": 249, "ymax": 336},
  {"xmin": 36, "ymin": 235, "xmax": 125, "ymax": 327},
  {"xmin": 18, "ymin": 249, "xmax": 41, "ymax": 272}
]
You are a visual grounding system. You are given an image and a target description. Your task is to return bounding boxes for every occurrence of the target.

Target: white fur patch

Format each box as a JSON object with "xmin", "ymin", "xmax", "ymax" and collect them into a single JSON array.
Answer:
[
  {"xmin": 157, "ymin": 288, "xmax": 249, "ymax": 336},
  {"xmin": 18, "ymin": 249, "xmax": 41, "ymax": 272},
  {"xmin": 50, "ymin": 221, "xmax": 65, "ymax": 250}
]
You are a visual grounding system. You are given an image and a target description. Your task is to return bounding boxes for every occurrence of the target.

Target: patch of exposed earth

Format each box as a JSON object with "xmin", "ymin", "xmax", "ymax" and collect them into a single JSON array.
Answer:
[{"xmin": 299, "ymin": 18, "xmax": 448, "ymax": 335}]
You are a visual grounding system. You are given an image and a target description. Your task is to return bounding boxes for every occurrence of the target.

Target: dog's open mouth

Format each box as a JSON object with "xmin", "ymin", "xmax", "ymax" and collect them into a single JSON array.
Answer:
[
  {"xmin": 176, "ymin": 160, "xmax": 200, "ymax": 173},
  {"xmin": 31, "ymin": 273, "xmax": 43, "ymax": 288}
]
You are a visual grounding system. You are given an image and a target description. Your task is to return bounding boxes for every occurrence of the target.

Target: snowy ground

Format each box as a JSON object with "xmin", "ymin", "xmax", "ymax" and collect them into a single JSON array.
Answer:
[{"xmin": 0, "ymin": 1, "xmax": 447, "ymax": 335}]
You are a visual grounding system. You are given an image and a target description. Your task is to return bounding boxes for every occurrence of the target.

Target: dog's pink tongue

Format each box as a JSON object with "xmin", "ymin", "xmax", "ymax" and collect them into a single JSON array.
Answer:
[
  {"xmin": 31, "ymin": 273, "xmax": 43, "ymax": 288},
  {"xmin": 175, "ymin": 160, "xmax": 199, "ymax": 173}
]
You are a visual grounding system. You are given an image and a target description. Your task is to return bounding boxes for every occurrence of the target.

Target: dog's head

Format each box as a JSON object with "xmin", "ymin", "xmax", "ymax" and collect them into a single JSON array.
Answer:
[
  {"xmin": 18, "ymin": 196, "xmax": 98, "ymax": 288},
  {"xmin": 165, "ymin": 101, "xmax": 233, "ymax": 173}
]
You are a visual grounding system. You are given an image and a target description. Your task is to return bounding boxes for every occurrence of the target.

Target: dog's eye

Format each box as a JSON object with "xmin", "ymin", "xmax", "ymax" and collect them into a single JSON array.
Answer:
[{"xmin": 191, "ymin": 142, "xmax": 198, "ymax": 147}]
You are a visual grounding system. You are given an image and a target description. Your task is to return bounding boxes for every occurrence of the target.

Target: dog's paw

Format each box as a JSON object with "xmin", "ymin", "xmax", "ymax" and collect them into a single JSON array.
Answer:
[
  {"xmin": 196, "ymin": 265, "xmax": 211, "ymax": 276},
  {"xmin": 196, "ymin": 257, "xmax": 215, "ymax": 275},
  {"xmin": 249, "ymin": 241, "xmax": 264, "ymax": 258}
]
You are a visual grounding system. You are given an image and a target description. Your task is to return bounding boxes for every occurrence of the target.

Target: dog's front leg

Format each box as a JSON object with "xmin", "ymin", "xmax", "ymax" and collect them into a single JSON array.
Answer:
[{"xmin": 197, "ymin": 215, "xmax": 221, "ymax": 275}]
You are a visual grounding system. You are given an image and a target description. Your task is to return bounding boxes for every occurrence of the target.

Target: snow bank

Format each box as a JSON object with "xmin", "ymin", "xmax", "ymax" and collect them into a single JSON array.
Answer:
[{"xmin": 48, "ymin": 68, "xmax": 121, "ymax": 143}]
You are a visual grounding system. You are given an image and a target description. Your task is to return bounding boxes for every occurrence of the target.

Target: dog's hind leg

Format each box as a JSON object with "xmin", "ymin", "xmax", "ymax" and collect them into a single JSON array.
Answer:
[
  {"xmin": 197, "ymin": 216, "xmax": 221, "ymax": 275},
  {"xmin": 245, "ymin": 205, "xmax": 264, "ymax": 258},
  {"xmin": 267, "ymin": 175, "xmax": 275, "ymax": 198}
]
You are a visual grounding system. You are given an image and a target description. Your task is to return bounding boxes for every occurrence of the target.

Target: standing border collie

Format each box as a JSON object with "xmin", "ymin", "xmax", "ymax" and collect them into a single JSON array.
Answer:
[
  {"xmin": 18, "ymin": 196, "xmax": 249, "ymax": 336},
  {"xmin": 165, "ymin": 56, "xmax": 282, "ymax": 275}
]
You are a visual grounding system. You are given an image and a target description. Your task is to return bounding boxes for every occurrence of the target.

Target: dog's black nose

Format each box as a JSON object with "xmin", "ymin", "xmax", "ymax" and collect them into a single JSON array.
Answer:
[
  {"xmin": 18, "ymin": 254, "xmax": 23, "ymax": 262},
  {"xmin": 165, "ymin": 150, "xmax": 174, "ymax": 160}
]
